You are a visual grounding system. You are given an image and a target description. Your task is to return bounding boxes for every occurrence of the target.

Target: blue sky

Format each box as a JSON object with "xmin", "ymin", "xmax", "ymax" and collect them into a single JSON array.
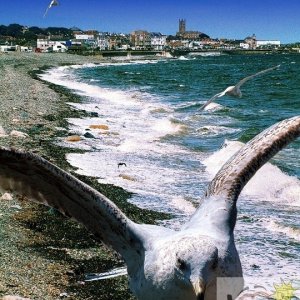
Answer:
[{"xmin": 0, "ymin": 0, "xmax": 299, "ymax": 43}]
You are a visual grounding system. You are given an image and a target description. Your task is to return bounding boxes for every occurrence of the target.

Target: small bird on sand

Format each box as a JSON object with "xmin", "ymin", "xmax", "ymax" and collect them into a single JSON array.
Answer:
[
  {"xmin": 0, "ymin": 116, "xmax": 299, "ymax": 300},
  {"xmin": 43, "ymin": 0, "xmax": 59, "ymax": 17},
  {"xmin": 118, "ymin": 162, "xmax": 127, "ymax": 168},
  {"xmin": 199, "ymin": 65, "xmax": 280, "ymax": 111}
]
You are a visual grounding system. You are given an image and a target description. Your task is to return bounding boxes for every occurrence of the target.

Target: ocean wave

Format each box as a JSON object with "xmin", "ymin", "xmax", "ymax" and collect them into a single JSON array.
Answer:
[
  {"xmin": 203, "ymin": 102, "xmax": 225, "ymax": 111},
  {"xmin": 178, "ymin": 56, "xmax": 189, "ymax": 60},
  {"xmin": 196, "ymin": 125, "xmax": 239, "ymax": 136},
  {"xmin": 40, "ymin": 66, "xmax": 161, "ymax": 109},
  {"xmin": 169, "ymin": 196, "xmax": 196, "ymax": 215},
  {"xmin": 203, "ymin": 140, "xmax": 300, "ymax": 206},
  {"xmin": 174, "ymin": 101, "xmax": 202, "ymax": 111},
  {"xmin": 262, "ymin": 219, "xmax": 300, "ymax": 241}
]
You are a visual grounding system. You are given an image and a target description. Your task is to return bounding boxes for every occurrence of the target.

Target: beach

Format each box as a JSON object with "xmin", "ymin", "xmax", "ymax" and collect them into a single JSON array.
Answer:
[
  {"xmin": 0, "ymin": 52, "xmax": 299, "ymax": 300},
  {"xmin": 0, "ymin": 52, "xmax": 167, "ymax": 300}
]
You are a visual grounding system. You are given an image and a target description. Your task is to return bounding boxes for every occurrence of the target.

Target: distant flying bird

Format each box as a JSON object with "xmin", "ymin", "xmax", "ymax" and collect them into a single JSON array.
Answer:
[
  {"xmin": 0, "ymin": 116, "xmax": 299, "ymax": 300},
  {"xmin": 43, "ymin": 0, "xmax": 59, "ymax": 18},
  {"xmin": 199, "ymin": 65, "xmax": 280, "ymax": 111}
]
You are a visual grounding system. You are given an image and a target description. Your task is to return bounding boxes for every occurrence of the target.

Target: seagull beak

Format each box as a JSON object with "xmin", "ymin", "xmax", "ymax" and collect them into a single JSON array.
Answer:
[{"xmin": 192, "ymin": 279, "xmax": 206, "ymax": 300}]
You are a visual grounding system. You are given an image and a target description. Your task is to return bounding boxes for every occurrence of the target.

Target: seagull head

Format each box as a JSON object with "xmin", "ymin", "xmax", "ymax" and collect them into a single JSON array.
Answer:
[
  {"xmin": 172, "ymin": 238, "xmax": 219, "ymax": 300},
  {"xmin": 131, "ymin": 236, "xmax": 219, "ymax": 300}
]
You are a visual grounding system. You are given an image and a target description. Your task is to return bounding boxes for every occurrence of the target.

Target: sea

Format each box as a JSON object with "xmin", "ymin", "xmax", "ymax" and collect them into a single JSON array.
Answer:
[{"xmin": 40, "ymin": 53, "xmax": 300, "ymax": 296}]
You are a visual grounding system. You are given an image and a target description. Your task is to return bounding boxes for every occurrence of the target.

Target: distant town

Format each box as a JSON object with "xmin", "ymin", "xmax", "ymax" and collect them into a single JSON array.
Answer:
[{"xmin": 1, "ymin": 20, "xmax": 300, "ymax": 56}]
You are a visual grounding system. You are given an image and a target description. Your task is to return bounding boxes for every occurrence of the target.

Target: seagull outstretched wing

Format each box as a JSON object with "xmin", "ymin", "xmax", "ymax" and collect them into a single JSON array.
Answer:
[
  {"xmin": 235, "ymin": 64, "xmax": 280, "ymax": 89},
  {"xmin": 184, "ymin": 116, "xmax": 300, "ymax": 235},
  {"xmin": 0, "ymin": 148, "xmax": 145, "ymax": 262},
  {"xmin": 44, "ymin": 0, "xmax": 59, "ymax": 17}
]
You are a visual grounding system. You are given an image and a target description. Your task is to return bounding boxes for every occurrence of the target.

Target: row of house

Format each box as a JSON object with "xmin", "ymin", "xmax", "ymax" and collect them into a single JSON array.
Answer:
[
  {"xmin": 72, "ymin": 30, "xmax": 167, "ymax": 51},
  {"xmin": 0, "ymin": 44, "xmax": 32, "ymax": 52},
  {"xmin": 34, "ymin": 33, "xmax": 280, "ymax": 54},
  {"xmin": 32, "ymin": 30, "xmax": 168, "ymax": 53},
  {"xmin": 0, "ymin": 22, "xmax": 281, "ymax": 54}
]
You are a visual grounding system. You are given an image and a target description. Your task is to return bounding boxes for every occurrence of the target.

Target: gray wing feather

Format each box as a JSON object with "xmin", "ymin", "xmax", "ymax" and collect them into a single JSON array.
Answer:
[
  {"xmin": 43, "ymin": 6, "xmax": 50, "ymax": 17},
  {"xmin": 235, "ymin": 65, "xmax": 280, "ymax": 89},
  {"xmin": 0, "ymin": 148, "xmax": 145, "ymax": 261},
  {"xmin": 199, "ymin": 91, "xmax": 225, "ymax": 111},
  {"xmin": 207, "ymin": 115, "xmax": 300, "ymax": 201},
  {"xmin": 44, "ymin": 0, "xmax": 59, "ymax": 17},
  {"xmin": 184, "ymin": 116, "xmax": 299, "ymax": 235}
]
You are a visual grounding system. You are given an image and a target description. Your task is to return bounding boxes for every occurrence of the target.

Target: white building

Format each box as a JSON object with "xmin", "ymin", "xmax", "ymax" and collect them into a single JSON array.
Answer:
[
  {"xmin": 188, "ymin": 41, "xmax": 204, "ymax": 49},
  {"xmin": 37, "ymin": 39, "xmax": 67, "ymax": 52},
  {"xmin": 74, "ymin": 34, "xmax": 95, "ymax": 40},
  {"xmin": 256, "ymin": 40, "xmax": 281, "ymax": 48},
  {"xmin": 0, "ymin": 45, "xmax": 33, "ymax": 52},
  {"xmin": 150, "ymin": 33, "xmax": 167, "ymax": 50},
  {"xmin": 240, "ymin": 43, "xmax": 250, "ymax": 49},
  {"xmin": 0, "ymin": 45, "xmax": 14, "ymax": 52},
  {"xmin": 52, "ymin": 42, "xmax": 68, "ymax": 52},
  {"xmin": 73, "ymin": 34, "xmax": 98, "ymax": 48},
  {"xmin": 96, "ymin": 36, "xmax": 109, "ymax": 50}
]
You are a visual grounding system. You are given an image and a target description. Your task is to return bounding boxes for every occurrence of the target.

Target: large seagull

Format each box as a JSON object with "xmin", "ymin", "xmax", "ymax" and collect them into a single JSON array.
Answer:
[
  {"xmin": 0, "ymin": 116, "xmax": 299, "ymax": 300},
  {"xmin": 199, "ymin": 65, "xmax": 280, "ymax": 111}
]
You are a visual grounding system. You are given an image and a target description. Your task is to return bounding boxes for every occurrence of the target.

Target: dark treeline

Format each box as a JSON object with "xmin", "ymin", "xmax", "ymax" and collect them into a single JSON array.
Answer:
[{"xmin": 0, "ymin": 23, "xmax": 74, "ymax": 45}]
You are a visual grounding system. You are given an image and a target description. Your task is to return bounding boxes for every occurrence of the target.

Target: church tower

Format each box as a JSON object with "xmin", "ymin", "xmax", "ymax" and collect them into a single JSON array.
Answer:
[{"xmin": 178, "ymin": 19, "xmax": 186, "ymax": 36}]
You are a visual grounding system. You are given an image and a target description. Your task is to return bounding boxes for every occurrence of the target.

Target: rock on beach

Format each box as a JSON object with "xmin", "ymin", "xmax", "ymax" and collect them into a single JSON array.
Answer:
[
  {"xmin": 9, "ymin": 130, "xmax": 29, "ymax": 138},
  {"xmin": 66, "ymin": 135, "xmax": 81, "ymax": 142},
  {"xmin": 0, "ymin": 125, "xmax": 7, "ymax": 137},
  {"xmin": 0, "ymin": 192, "xmax": 13, "ymax": 201},
  {"xmin": 89, "ymin": 124, "xmax": 109, "ymax": 130}
]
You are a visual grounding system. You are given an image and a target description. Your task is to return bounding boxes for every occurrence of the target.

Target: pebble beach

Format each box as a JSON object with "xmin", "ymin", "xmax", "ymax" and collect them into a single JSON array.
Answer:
[{"xmin": 0, "ymin": 52, "xmax": 165, "ymax": 300}]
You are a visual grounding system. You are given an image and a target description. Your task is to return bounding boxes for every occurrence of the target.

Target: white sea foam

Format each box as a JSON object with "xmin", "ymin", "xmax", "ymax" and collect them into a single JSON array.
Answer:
[
  {"xmin": 151, "ymin": 119, "xmax": 183, "ymax": 136},
  {"xmin": 169, "ymin": 196, "xmax": 196, "ymax": 214},
  {"xmin": 69, "ymin": 63, "xmax": 99, "ymax": 69},
  {"xmin": 41, "ymin": 71, "xmax": 136, "ymax": 106},
  {"xmin": 203, "ymin": 102, "xmax": 224, "ymax": 111},
  {"xmin": 178, "ymin": 56, "xmax": 189, "ymax": 60},
  {"xmin": 189, "ymin": 52, "xmax": 222, "ymax": 57},
  {"xmin": 66, "ymin": 142, "xmax": 205, "ymax": 218},
  {"xmin": 196, "ymin": 125, "xmax": 239, "ymax": 136},
  {"xmin": 262, "ymin": 219, "xmax": 300, "ymax": 241},
  {"xmin": 235, "ymin": 206, "xmax": 300, "ymax": 287},
  {"xmin": 41, "ymin": 65, "xmax": 201, "ymax": 205},
  {"xmin": 203, "ymin": 140, "xmax": 300, "ymax": 206}
]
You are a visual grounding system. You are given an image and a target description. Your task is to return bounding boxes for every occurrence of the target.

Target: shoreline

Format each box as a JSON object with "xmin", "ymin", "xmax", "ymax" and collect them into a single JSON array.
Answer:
[{"xmin": 0, "ymin": 52, "xmax": 169, "ymax": 300}]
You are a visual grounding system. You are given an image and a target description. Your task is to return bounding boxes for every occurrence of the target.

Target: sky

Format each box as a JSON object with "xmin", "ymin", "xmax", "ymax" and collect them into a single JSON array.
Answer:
[{"xmin": 0, "ymin": 0, "xmax": 300, "ymax": 43}]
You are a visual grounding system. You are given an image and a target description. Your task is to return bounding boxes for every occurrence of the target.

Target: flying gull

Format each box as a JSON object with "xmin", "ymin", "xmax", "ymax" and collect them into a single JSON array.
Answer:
[
  {"xmin": 43, "ymin": 0, "xmax": 59, "ymax": 18},
  {"xmin": 0, "ymin": 116, "xmax": 299, "ymax": 300},
  {"xmin": 199, "ymin": 65, "xmax": 280, "ymax": 111}
]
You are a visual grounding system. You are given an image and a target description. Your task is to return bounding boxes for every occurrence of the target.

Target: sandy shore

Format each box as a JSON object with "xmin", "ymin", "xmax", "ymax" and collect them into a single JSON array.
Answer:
[{"xmin": 0, "ymin": 52, "xmax": 167, "ymax": 300}]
